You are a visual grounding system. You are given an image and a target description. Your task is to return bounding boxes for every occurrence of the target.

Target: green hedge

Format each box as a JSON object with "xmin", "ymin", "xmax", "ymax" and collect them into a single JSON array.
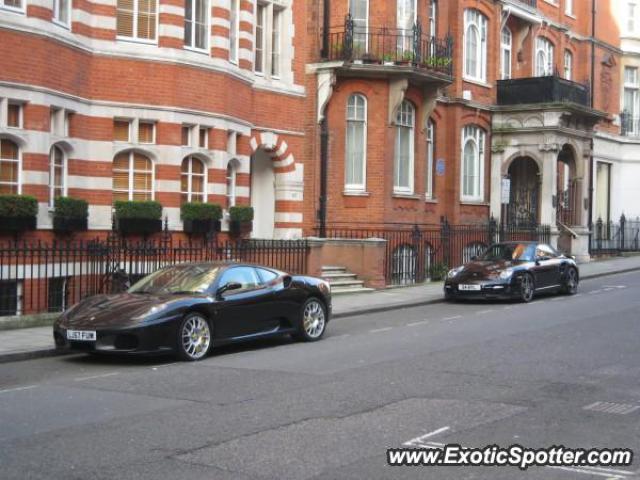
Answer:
[
  {"xmin": 180, "ymin": 202, "xmax": 222, "ymax": 221},
  {"xmin": 229, "ymin": 205, "xmax": 254, "ymax": 222},
  {"xmin": 114, "ymin": 200, "xmax": 163, "ymax": 220},
  {"xmin": 54, "ymin": 197, "xmax": 88, "ymax": 219},
  {"xmin": 0, "ymin": 195, "xmax": 38, "ymax": 218}
]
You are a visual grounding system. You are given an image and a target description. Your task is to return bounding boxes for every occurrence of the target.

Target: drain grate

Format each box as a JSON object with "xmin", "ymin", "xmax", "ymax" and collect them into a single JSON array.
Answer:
[{"xmin": 583, "ymin": 401, "xmax": 640, "ymax": 415}]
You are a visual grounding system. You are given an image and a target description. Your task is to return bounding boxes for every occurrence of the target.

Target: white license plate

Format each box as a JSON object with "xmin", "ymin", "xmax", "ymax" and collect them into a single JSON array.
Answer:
[
  {"xmin": 459, "ymin": 284, "xmax": 481, "ymax": 291},
  {"xmin": 66, "ymin": 330, "xmax": 97, "ymax": 341}
]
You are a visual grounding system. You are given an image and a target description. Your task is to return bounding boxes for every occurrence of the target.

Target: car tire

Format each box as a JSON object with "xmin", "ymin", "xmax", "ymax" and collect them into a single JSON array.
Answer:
[
  {"xmin": 562, "ymin": 267, "xmax": 579, "ymax": 295},
  {"xmin": 518, "ymin": 273, "xmax": 535, "ymax": 303},
  {"xmin": 293, "ymin": 298, "xmax": 327, "ymax": 342},
  {"xmin": 176, "ymin": 312, "xmax": 212, "ymax": 361}
]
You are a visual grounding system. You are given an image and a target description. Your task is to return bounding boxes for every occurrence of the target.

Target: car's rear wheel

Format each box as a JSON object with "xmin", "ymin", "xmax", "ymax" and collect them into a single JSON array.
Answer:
[
  {"xmin": 293, "ymin": 298, "xmax": 327, "ymax": 342},
  {"xmin": 562, "ymin": 267, "xmax": 579, "ymax": 295},
  {"xmin": 519, "ymin": 273, "xmax": 535, "ymax": 303},
  {"xmin": 177, "ymin": 313, "xmax": 212, "ymax": 361}
]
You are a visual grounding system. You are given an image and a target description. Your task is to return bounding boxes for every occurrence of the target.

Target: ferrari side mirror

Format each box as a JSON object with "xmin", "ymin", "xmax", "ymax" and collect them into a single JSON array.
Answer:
[{"xmin": 216, "ymin": 282, "xmax": 242, "ymax": 298}]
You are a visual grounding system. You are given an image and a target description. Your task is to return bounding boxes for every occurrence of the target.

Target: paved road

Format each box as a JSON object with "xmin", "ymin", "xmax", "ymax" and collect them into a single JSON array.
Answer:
[{"xmin": 1, "ymin": 272, "xmax": 640, "ymax": 479}]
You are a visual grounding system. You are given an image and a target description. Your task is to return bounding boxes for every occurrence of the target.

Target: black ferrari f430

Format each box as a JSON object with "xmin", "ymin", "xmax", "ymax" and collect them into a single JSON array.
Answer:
[
  {"xmin": 444, "ymin": 241, "xmax": 579, "ymax": 303},
  {"xmin": 53, "ymin": 262, "xmax": 332, "ymax": 361}
]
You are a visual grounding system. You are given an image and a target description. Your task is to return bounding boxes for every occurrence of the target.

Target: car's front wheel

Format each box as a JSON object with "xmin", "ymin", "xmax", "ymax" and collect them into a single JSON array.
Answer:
[
  {"xmin": 293, "ymin": 298, "xmax": 327, "ymax": 342},
  {"xmin": 518, "ymin": 273, "xmax": 535, "ymax": 303},
  {"xmin": 562, "ymin": 267, "xmax": 579, "ymax": 295},
  {"xmin": 177, "ymin": 312, "xmax": 212, "ymax": 361}
]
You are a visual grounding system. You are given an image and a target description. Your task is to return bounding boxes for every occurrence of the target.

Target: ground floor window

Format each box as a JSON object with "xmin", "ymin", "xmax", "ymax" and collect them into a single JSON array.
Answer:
[{"xmin": 0, "ymin": 280, "xmax": 20, "ymax": 316}]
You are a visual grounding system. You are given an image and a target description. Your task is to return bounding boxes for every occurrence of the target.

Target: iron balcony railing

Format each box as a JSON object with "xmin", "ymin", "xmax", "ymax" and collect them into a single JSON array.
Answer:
[
  {"xmin": 620, "ymin": 111, "xmax": 640, "ymax": 136},
  {"xmin": 497, "ymin": 75, "xmax": 590, "ymax": 107},
  {"xmin": 324, "ymin": 15, "xmax": 454, "ymax": 77}
]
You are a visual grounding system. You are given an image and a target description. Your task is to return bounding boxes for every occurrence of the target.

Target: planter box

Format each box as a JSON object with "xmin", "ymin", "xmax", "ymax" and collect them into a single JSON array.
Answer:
[
  {"xmin": 229, "ymin": 220, "xmax": 253, "ymax": 236},
  {"xmin": 0, "ymin": 216, "xmax": 37, "ymax": 233},
  {"xmin": 53, "ymin": 217, "xmax": 88, "ymax": 234},
  {"xmin": 183, "ymin": 219, "xmax": 221, "ymax": 235},
  {"xmin": 116, "ymin": 218, "xmax": 162, "ymax": 235}
]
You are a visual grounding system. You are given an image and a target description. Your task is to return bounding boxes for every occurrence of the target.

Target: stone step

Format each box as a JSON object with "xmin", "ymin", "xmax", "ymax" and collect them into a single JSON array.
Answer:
[
  {"xmin": 321, "ymin": 266, "xmax": 347, "ymax": 274},
  {"xmin": 322, "ymin": 272, "xmax": 358, "ymax": 281},
  {"xmin": 327, "ymin": 279, "xmax": 366, "ymax": 288},
  {"xmin": 331, "ymin": 286, "xmax": 376, "ymax": 295}
]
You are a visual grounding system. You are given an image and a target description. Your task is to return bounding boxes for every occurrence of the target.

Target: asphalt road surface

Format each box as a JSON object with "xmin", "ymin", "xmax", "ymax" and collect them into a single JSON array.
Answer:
[{"xmin": 1, "ymin": 271, "xmax": 640, "ymax": 480}]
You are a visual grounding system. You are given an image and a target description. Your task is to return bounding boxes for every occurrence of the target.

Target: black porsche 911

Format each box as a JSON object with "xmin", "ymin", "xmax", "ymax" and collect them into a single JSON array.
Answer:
[
  {"xmin": 444, "ymin": 241, "xmax": 579, "ymax": 303},
  {"xmin": 53, "ymin": 262, "xmax": 332, "ymax": 361}
]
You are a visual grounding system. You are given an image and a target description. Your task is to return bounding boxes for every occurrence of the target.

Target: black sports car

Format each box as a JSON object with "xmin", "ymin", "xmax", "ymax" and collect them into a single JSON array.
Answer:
[
  {"xmin": 444, "ymin": 241, "xmax": 579, "ymax": 302},
  {"xmin": 53, "ymin": 262, "xmax": 332, "ymax": 361}
]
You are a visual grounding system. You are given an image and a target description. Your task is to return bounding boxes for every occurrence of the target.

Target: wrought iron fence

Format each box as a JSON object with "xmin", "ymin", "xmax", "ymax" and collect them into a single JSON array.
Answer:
[
  {"xmin": 325, "ymin": 16, "xmax": 454, "ymax": 76},
  {"xmin": 322, "ymin": 220, "xmax": 551, "ymax": 286},
  {"xmin": 0, "ymin": 237, "xmax": 310, "ymax": 317},
  {"xmin": 620, "ymin": 111, "xmax": 640, "ymax": 137},
  {"xmin": 590, "ymin": 215, "xmax": 640, "ymax": 254}
]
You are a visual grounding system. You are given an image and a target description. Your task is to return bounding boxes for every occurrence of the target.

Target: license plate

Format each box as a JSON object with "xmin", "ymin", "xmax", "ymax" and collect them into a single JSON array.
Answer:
[
  {"xmin": 459, "ymin": 284, "xmax": 481, "ymax": 291},
  {"xmin": 66, "ymin": 330, "xmax": 97, "ymax": 341}
]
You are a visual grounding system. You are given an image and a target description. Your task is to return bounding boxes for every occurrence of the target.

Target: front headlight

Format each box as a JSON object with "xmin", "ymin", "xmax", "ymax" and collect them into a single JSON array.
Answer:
[
  {"xmin": 447, "ymin": 266, "xmax": 464, "ymax": 279},
  {"xmin": 499, "ymin": 268, "xmax": 514, "ymax": 280},
  {"xmin": 132, "ymin": 303, "xmax": 169, "ymax": 320}
]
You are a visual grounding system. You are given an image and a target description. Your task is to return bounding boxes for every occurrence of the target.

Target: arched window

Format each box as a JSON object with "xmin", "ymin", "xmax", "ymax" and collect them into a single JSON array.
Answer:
[
  {"xmin": 180, "ymin": 156, "xmax": 206, "ymax": 204},
  {"xmin": 113, "ymin": 151, "xmax": 154, "ymax": 202},
  {"xmin": 500, "ymin": 27, "xmax": 512, "ymax": 80},
  {"xmin": 394, "ymin": 100, "xmax": 415, "ymax": 194},
  {"xmin": 0, "ymin": 139, "xmax": 19, "ymax": 194},
  {"xmin": 464, "ymin": 9, "xmax": 488, "ymax": 81},
  {"xmin": 345, "ymin": 94, "xmax": 367, "ymax": 191},
  {"xmin": 49, "ymin": 145, "xmax": 66, "ymax": 207},
  {"xmin": 564, "ymin": 50, "xmax": 573, "ymax": 80},
  {"xmin": 226, "ymin": 159, "xmax": 239, "ymax": 208},
  {"xmin": 426, "ymin": 119, "xmax": 435, "ymax": 199},
  {"xmin": 461, "ymin": 125, "xmax": 485, "ymax": 201},
  {"xmin": 535, "ymin": 37, "xmax": 554, "ymax": 77}
]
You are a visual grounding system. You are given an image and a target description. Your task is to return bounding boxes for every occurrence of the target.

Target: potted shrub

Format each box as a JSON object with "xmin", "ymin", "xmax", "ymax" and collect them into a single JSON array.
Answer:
[
  {"xmin": 181, "ymin": 202, "xmax": 222, "ymax": 235},
  {"xmin": 114, "ymin": 200, "xmax": 163, "ymax": 235},
  {"xmin": 0, "ymin": 194, "xmax": 38, "ymax": 233},
  {"xmin": 228, "ymin": 206, "xmax": 254, "ymax": 236},
  {"xmin": 53, "ymin": 197, "xmax": 88, "ymax": 233}
]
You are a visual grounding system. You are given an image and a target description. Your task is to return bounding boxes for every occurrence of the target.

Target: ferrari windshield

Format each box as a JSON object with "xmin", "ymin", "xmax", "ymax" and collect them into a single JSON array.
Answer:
[
  {"xmin": 129, "ymin": 265, "xmax": 220, "ymax": 294},
  {"xmin": 479, "ymin": 243, "xmax": 534, "ymax": 262}
]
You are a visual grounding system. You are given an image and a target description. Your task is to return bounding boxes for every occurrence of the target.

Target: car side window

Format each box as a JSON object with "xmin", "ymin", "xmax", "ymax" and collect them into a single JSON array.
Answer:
[
  {"xmin": 536, "ymin": 244, "xmax": 557, "ymax": 260},
  {"xmin": 218, "ymin": 267, "xmax": 261, "ymax": 293},
  {"xmin": 256, "ymin": 268, "xmax": 279, "ymax": 285}
]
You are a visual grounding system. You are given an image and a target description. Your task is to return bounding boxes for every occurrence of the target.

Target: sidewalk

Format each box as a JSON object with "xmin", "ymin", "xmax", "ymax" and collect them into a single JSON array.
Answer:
[{"xmin": 2, "ymin": 255, "xmax": 640, "ymax": 363}]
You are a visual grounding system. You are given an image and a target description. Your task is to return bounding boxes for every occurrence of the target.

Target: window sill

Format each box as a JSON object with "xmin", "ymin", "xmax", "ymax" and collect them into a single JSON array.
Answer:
[
  {"xmin": 116, "ymin": 36, "xmax": 158, "ymax": 46},
  {"xmin": 424, "ymin": 197, "xmax": 438, "ymax": 204},
  {"xmin": 543, "ymin": 0, "xmax": 558, "ymax": 6},
  {"xmin": 462, "ymin": 77, "xmax": 492, "ymax": 89},
  {"xmin": 460, "ymin": 200, "xmax": 489, "ymax": 206},
  {"xmin": 0, "ymin": 5, "xmax": 25, "ymax": 14},
  {"xmin": 392, "ymin": 193, "xmax": 421, "ymax": 200},
  {"xmin": 185, "ymin": 46, "xmax": 210, "ymax": 55},
  {"xmin": 343, "ymin": 190, "xmax": 370, "ymax": 197}
]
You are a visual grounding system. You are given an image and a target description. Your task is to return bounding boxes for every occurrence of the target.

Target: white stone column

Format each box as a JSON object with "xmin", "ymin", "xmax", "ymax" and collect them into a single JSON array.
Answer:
[{"xmin": 489, "ymin": 150, "xmax": 504, "ymax": 222}]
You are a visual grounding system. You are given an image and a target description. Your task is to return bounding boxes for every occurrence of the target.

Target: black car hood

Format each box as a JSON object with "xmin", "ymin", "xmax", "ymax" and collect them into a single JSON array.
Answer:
[
  {"xmin": 455, "ymin": 260, "xmax": 518, "ymax": 282},
  {"xmin": 60, "ymin": 293, "xmax": 181, "ymax": 328}
]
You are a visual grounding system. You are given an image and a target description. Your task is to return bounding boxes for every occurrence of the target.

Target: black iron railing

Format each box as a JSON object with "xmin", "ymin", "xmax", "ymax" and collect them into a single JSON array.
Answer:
[
  {"xmin": 321, "ymin": 220, "xmax": 550, "ymax": 286},
  {"xmin": 324, "ymin": 16, "xmax": 454, "ymax": 76},
  {"xmin": 591, "ymin": 215, "xmax": 640, "ymax": 254},
  {"xmin": 497, "ymin": 76, "xmax": 590, "ymax": 107},
  {"xmin": 0, "ymin": 238, "xmax": 310, "ymax": 317},
  {"xmin": 515, "ymin": 0, "xmax": 537, "ymax": 8},
  {"xmin": 620, "ymin": 111, "xmax": 640, "ymax": 136}
]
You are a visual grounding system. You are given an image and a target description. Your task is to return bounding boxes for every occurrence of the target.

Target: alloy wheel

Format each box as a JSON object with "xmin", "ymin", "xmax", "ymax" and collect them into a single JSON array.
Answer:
[
  {"xmin": 565, "ymin": 268, "xmax": 578, "ymax": 294},
  {"xmin": 520, "ymin": 274, "xmax": 534, "ymax": 303},
  {"xmin": 180, "ymin": 315, "xmax": 211, "ymax": 360},
  {"xmin": 303, "ymin": 300, "xmax": 326, "ymax": 339}
]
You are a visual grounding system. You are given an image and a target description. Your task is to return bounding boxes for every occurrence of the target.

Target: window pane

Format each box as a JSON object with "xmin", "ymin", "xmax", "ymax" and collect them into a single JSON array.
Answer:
[
  {"xmin": 133, "ymin": 153, "xmax": 151, "ymax": 171},
  {"xmin": 199, "ymin": 128, "xmax": 208, "ymax": 148},
  {"xmin": 255, "ymin": 5, "xmax": 265, "ymax": 72},
  {"xmin": 7, "ymin": 104, "xmax": 20, "ymax": 128},
  {"xmin": 229, "ymin": 0, "xmax": 238, "ymax": 60},
  {"xmin": 138, "ymin": 122, "xmax": 154, "ymax": 143},
  {"xmin": 116, "ymin": 0, "xmax": 134, "ymax": 37},
  {"xmin": 181, "ymin": 126, "xmax": 191, "ymax": 146},
  {"xmin": 114, "ymin": 120, "xmax": 130, "ymax": 141},
  {"xmin": 271, "ymin": 9, "xmax": 281, "ymax": 76},
  {"xmin": 184, "ymin": 0, "xmax": 193, "ymax": 45},
  {"xmin": 0, "ymin": 139, "xmax": 19, "ymax": 159},
  {"xmin": 191, "ymin": 158, "xmax": 204, "ymax": 174},
  {"xmin": 0, "ymin": 161, "xmax": 18, "ymax": 184}
]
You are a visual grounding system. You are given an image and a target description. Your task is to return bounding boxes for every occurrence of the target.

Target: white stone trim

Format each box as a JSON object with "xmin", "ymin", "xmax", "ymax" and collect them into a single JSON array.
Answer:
[
  {"xmin": 72, "ymin": 10, "xmax": 116, "ymax": 30},
  {"xmin": 275, "ymin": 212, "xmax": 302, "ymax": 223},
  {"xmin": 159, "ymin": 24, "xmax": 183, "ymax": 40},
  {"xmin": 159, "ymin": 4, "xmax": 184, "ymax": 16}
]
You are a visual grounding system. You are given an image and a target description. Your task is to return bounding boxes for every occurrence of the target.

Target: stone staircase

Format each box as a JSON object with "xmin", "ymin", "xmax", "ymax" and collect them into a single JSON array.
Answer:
[{"xmin": 321, "ymin": 266, "xmax": 375, "ymax": 294}]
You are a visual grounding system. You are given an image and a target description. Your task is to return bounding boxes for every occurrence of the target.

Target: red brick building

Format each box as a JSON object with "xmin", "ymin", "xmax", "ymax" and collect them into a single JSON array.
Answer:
[{"xmin": 0, "ymin": 0, "xmax": 623, "ymax": 260}]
